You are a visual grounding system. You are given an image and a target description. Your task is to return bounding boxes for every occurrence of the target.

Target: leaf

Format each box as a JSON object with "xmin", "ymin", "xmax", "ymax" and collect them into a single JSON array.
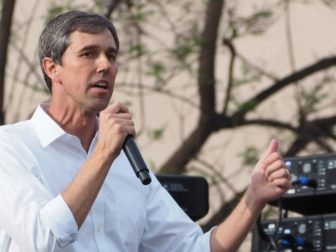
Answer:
[
  {"xmin": 146, "ymin": 61, "xmax": 166, "ymax": 87},
  {"xmin": 129, "ymin": 44, "xmax": 147, "ymax": 58},
  {"xmin": 173, "ymin": 45, "xmax": 193, "ymax": 61},
  {"xmin": 239, "ymin": 146, "xmax": 259, "ymax": 167},
  {"xmin": 148, "ymin": 127, "xmax": 165, "ymax": 140},
  {"xmin": 239, "ymin": 99, "xmax": 258, "ymax": 113}
]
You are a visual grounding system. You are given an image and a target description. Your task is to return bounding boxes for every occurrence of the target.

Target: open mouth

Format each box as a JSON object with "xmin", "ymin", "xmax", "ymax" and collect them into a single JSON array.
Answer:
[{"xmin": 91, "ymin": 81, "xmax": 108, "ymax": 90}]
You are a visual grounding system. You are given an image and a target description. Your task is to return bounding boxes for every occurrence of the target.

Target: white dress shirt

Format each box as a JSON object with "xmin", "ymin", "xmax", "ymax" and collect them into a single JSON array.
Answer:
[{"xmin": 0, "ymin": 104, "xmax": 211, "ymax": 252}]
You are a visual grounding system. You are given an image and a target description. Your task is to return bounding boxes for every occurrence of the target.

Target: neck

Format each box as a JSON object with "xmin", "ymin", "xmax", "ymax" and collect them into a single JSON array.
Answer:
[{"xmin": 47, "ymin": 103, "xmax": 97, "ymax": 151}]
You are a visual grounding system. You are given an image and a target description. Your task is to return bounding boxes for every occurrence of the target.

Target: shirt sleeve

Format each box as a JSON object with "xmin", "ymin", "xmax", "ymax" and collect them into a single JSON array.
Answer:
[
  {"xmin": 139, "ymin": 175, "xmax": 212, "ymax": 252},
  {"xmin": 0, "ymin": 136, "xmax": 78, "ymax": 251},
  {"xmin": 40, "ymin": 195, "xmax": 79, "ymax": 247}
]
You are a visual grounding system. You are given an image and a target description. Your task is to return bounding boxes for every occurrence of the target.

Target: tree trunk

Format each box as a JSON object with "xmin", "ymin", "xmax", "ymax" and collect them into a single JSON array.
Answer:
[
  {"xmin": 160, "ymin": 0, "xmax": 225, "ymax": 173},
  {"xmin": 0, "ymin": 0, "xmax": 16, "ymax": 125}
]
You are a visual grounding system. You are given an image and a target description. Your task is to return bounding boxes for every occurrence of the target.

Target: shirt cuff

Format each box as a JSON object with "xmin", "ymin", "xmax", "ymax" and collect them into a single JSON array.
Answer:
[
  {"xmin": 40, "ymin": 194, "xmax": 78, "ymax": 247},
  {"xmin": 198, "ymin": 227, "xmax": 215, "ymax": 252}
]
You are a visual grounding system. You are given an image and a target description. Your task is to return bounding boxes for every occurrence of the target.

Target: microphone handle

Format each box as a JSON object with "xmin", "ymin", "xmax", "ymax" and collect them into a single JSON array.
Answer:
[{"xmin": 122, "ymin": 136, "xmax": 152, "ymax": 185}]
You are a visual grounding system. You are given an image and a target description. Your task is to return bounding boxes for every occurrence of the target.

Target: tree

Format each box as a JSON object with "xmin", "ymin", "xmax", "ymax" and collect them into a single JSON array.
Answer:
[
  {"xmin": 2, "ymin": 0, "xmax": 336, "ymax": 250},
  {"xmin": 0, "ymin": 0, "xmax": 16, "ymax": 125},
  {"xmin": 108, "ymin": 0, "xmax": 336, "ymax": 232}
]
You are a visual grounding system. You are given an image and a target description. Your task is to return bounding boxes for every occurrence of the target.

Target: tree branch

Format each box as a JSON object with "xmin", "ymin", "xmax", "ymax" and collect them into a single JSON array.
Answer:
[
  {"xmin": 104, "ymin": 0, "xmax": 122, "ymax": 18},
  {"xmin": 0, "ymin": 0, "xmax": 16, "ymax": 125},
  {"xmin": 201, "ymin": 189, "xmax": 245, "ymax": 232},
  {"xmin": 285, "ymin": 115, "xmax": 336, "ymax": 156},
  {"xmin": 222, "ymin": 38, "xmax": 236, "ymax": 114},
  {"xmin": 160, "ymin": 0, "xmax": 225, "ymax": 173},
  {"xmin": 233, "ymin": 56, "xmax": 336, "ymax": 122},
  {"xmin": 160, "ymin": 119, "xmax": 215, "ymax": 173},
  {"xmin": 198, "ymin": 0, "xmax": 224, "ymax": 115}
]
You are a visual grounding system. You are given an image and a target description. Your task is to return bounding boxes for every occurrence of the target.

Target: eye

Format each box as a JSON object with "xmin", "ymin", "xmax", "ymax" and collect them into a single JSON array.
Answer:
[
  {"xmin": 106, "ymin": 52, "xmax": 117, "ymax": 62},
  {"xmin": 81, "ymin": 50, "xmax": 96, "ymax": 58}
]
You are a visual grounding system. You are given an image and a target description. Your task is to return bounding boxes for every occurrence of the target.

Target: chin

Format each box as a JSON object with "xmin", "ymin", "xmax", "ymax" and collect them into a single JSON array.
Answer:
[{"xmin": 98, "ymin": 101, "xmax": 111, "ymax": 111}]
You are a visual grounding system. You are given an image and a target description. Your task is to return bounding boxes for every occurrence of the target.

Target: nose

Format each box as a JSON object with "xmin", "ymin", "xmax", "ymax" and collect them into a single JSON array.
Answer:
[{"xmin": 97, "ymin": 54, "xmax": 113, "ymax": 73}]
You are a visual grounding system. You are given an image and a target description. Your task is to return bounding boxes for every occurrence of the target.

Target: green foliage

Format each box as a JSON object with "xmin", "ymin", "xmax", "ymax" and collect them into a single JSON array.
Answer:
[
  {"xmin": 239, "ymin": 99, "xmax": 258, "ymax": 114},
  {"xmin": 301, "ymin": 78, "xmax": 331, "ymax": 114},
  {"xmin": 116, "ymin": 1, "xmax": 154, "ymax": 24},
  {"xmin": 146, "ymin": 61, "xmax": 166, "ymax": 88},
  {"xmin": 245, "ymin": 10, "xmax": 273, "ymax": 35},
  {"xmin": 233, "ymin": 62, "xmax": 261, "ymax": 87},
  {"xmin": 227, "ymin": 7, "xmax": 274, "ymax": 37},
  {"xmin": 92, "ymin": 0, "xmax": 105, "ymax": 12},
  {"xmin": 172, "ymin": 34, "xmax": 202, "ymax": 62},
  {"xmin": 147, "ymin": 127, "xmax": 165, "ymax": 140},
  {"xmin": 239, "ymin": 145, "xmax": 259, "ymax": 167},
  {"xmin": 129, "ymin": 43, "xmax": 147, "ymax": 58},
  {"xmin": 133, "ymin": 8, "xmax": 153, "ymax": 22},
  {"xmin": 46, "ymin": 2, "xmax": 87, "ymax": 22},
  {"xmin": 173, "ymin": 44, "xmax": 193, "ymax": 61}
]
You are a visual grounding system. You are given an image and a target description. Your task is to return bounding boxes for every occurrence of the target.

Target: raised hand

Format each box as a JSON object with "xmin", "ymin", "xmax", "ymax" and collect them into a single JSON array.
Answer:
[{"xmin": 249, "ymin": 139, "xmax": 292, "ymax": 208}]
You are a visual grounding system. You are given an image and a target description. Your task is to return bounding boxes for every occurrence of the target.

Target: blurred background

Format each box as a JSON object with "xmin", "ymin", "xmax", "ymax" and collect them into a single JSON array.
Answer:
[{"xmin": 1, "ymin": 0, "xmax": 336, "ymax": 250}]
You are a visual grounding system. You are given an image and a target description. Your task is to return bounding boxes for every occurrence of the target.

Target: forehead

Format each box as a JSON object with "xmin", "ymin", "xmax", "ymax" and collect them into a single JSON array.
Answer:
[{"xmin": 67, "ymin": 29, "xmax": 117, "ymax": 51}]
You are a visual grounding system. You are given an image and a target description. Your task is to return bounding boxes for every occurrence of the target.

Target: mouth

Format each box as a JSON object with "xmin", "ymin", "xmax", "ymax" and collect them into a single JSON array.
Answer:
[{"xmin": 90, "ymin": 81, "xmax": 108, "ymax": 90}]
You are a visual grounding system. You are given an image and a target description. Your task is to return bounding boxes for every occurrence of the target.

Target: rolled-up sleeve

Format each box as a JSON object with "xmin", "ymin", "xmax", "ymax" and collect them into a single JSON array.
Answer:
[
  {"xmin": 40, "ymin": 194, "xmax": 78, "ymax": 247},
  {"xmin": 0, "ymin": 140, "xmax": 78, "ymax": 251}
]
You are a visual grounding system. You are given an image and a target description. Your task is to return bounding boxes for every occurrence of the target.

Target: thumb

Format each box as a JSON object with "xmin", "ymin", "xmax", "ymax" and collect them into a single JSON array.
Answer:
[{"xmin": 260, "ymin": 138, "xmax": 278, "ymax": 161}]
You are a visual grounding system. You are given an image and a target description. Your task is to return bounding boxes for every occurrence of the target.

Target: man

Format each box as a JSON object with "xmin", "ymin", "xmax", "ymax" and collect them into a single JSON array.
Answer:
[{"xmin": 0, "ymin": 11, "xmax": 291, "ymax": 251}]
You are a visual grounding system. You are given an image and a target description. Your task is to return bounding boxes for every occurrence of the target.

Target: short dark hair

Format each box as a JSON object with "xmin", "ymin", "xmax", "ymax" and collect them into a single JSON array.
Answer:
[{"xmin": 38, "ymin": 10, "xmax": 119, "ymax": 92}]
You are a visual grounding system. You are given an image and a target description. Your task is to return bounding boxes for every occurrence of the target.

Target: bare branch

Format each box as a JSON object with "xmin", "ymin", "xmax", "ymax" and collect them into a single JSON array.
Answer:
[
  {"xmin": 104, "ymin": 0, "xmax": 122, "ymax": 18},
  {"xmin": 201, "ymin": 189, "xmax": 245, "ymax": 232},
  {"xmin": 222, "ymin": 38, "xmax": 236, "ymax": 114},
  {"xmin": 234, "ymin": 55, "xmax": 336, "ymax": 122}
]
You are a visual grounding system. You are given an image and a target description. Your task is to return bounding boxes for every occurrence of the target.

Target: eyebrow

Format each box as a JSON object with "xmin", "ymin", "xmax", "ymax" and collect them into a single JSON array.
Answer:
[{"xmin": 78, "ymin": 45, "xmax": 118, "ymax": 54}]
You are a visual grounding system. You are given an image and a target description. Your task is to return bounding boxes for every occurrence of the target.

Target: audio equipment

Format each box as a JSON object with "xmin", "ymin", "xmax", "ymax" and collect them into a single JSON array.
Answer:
[
  {"xmin": 251, "ymin": 213, "xmax": 336, "ymax": 252},
  {"xmin": 156, "ymin": 174, "xmax": 209, "ymax": 221},
  {"xmin": 270, "ymin": 153, "xmax": 336, "ymax": 215}
]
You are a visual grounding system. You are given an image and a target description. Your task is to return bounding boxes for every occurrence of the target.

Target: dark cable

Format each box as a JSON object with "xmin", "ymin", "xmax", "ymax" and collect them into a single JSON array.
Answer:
[{"xmin": 257, "ymin": 199, "xmax": 284, "ymax": 252}]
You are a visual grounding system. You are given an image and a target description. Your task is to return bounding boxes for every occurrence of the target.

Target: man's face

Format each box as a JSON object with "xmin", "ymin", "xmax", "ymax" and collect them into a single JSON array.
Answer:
[{"xmin": 54, "ymin": 29, "xmax": 118, "ymax": 114}]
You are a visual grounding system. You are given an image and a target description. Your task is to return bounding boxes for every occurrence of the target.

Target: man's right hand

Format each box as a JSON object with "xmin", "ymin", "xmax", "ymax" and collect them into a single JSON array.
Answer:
[{"xmin": 96, "ymin": 102, "xmax": 135, "ymax": 162}]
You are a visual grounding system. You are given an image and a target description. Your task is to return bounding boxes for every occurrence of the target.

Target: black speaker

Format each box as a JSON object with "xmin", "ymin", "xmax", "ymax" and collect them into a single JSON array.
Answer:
[{"xmin": 156, "ymin": 174, "xmax": 209, "ymax": 221}]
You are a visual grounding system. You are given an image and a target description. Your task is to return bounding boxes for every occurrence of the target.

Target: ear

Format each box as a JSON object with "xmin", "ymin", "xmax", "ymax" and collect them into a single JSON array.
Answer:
[{"xmin": 42, "ymin": 57, "xmax": 61, "ymax": 82}]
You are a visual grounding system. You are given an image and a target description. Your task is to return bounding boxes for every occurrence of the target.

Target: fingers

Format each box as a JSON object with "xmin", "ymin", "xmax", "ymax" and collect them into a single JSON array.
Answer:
[
  {"xmin": 263, "ymin": 152, "xmax": 284, "ymax": 177},
  {"xmin": 268, "ymin": 176, "xmax": 292, "ymax": 192},
  {"xmin": 255, "ymin": 139, "xmax": 279, "ymax": 173},
  {"xmin": 264, "ymin": 153, "xmax": 291, "ymax": 190},
  {"xmin": 96, "ymin": 102, "xmax": 136, "ymax": 158},
  {"xmin": 250, "ymin": 139, "xmax": 291, "ymax": 205},
  {"xmin": 260, "ymin": 139, "xmax": 278, "ymax": 161},
  {"xmin": 267, "ymin": 164, "xmax": 291, "ymax": 183},
  {"xmin": 103, "ymin": 101, "xmax": 130, "ymax": 114}
]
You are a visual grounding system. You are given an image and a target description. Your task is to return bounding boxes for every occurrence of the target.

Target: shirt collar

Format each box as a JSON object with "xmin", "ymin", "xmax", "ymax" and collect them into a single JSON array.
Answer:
[{"xmin": 31, "ymin": 104, "xmax": 67, "ymax": 148}]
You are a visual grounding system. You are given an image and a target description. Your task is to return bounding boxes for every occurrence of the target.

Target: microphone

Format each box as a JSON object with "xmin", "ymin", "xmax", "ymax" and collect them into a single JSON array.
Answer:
[{"xmin": 122, "ymin": 136, "xmax": 152, "ymax": 185}]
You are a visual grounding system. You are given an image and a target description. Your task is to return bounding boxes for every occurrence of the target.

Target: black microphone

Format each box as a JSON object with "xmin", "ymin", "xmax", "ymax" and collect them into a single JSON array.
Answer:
[{"xmin": 123, "ymin": 136, "xmax": 152, "ymax": 185}]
